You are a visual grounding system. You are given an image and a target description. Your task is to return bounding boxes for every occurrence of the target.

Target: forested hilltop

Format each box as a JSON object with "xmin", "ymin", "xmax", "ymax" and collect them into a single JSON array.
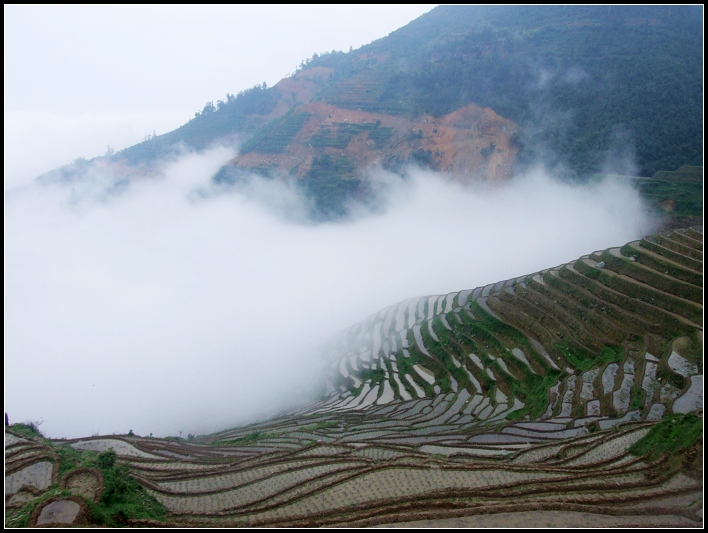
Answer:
[
  {"xmin": 47, "ymin": 6, "xmax": 703, "ymax": 218},
  {"xmin": 343, "ymin": 5, "xmax": 703, "ymax": 176}
]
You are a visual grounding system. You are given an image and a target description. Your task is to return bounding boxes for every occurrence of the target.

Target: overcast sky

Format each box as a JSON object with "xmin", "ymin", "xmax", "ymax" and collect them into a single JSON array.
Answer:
[
  {"xmin": 4, "ymin": 5, "xmax": 437, "ymax": 184},
  {"xmin": 4, "ymin": 5, "xmax": 658, "ymax": 439}
]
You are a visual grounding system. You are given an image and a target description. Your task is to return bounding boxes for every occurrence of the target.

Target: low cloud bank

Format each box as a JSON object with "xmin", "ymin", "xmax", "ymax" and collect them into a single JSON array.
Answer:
[{"xmin": 4, "ymin": 149, "xmax": 657, "ymax": 438}]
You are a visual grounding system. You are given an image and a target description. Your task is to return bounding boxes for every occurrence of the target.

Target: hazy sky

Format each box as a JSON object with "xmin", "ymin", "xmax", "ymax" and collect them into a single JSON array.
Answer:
[
  {"xmin": 4, "ymin": 5, "xmax": 659, "ymax": 439},
  {"xmin": 4, "ymin": 5, "xmax": 437, "ymax": 184}
]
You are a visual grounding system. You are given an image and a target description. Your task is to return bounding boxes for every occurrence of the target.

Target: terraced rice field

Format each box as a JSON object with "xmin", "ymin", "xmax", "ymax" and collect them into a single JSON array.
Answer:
[
  {"xmin": 22, "ymin": 421, "xmax": 694, "ymax": 528},
  {"xmin": 321, "ymin": 227, "xmax": 703, "ymax": 429},
  {"xmin": 5, "ymin": 227, "xmax": 702, "ymax": 527}
]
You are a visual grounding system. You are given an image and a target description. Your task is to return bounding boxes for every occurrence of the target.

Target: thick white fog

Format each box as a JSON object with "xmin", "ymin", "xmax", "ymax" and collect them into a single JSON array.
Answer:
[
  {"xmin": 4, "ymin": 146, "xmax": 657, "ymax": 438},
  {"xmin": 3, "ymin": 3, "xmax": 432, "ymax": 439}
]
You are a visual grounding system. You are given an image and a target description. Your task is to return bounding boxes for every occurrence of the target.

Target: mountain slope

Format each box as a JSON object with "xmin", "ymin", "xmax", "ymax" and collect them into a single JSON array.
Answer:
[{"xmin": 306, "ymin": 5, "xmax": 703, "ymax": 176}]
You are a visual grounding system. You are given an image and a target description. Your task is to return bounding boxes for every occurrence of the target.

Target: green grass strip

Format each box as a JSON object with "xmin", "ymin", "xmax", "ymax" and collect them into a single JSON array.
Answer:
[{"xmin": 629, "ymin": 413, "xmax": 702, "ymax": 461}]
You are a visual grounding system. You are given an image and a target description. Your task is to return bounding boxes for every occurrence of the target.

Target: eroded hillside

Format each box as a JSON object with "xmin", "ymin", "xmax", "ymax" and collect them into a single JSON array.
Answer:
[{"xmin": 228, "ymin": 100, "xmax": 518, "ymax": 182}]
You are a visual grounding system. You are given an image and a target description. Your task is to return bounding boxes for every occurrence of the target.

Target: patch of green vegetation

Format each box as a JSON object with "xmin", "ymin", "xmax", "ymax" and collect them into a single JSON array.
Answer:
[
  {"xmin": 504, "ymin": 409, "xmax": 525, "ymax": 421},
  {"xmin": 603, "ymin": 249, "xmax": 702, "ymax": 304},
  {"xmin": 56, "ymin": 444, "xmax": 96, "ymax": 478},
  {"xmin": 571, "ymin": 402, "xmax": 584, "ymax": 418},
  {"xmin": 437, "ymin": 373, "xmax": 451, "ymax": 393},
  {"xmin": 316, "ymin": 69, "xmax": 395, "ymax": 113},
  {"xmin": 556, "ymin": 343, "xmax": 623, "ymax": 373},
  {"xmin": 315, "ymin": 421, "xmax": 339, "ymax": 430},
  {"xmin": 506, "ymin": 370, "xmax": 560, "ymax": 420},
  {"xmin": 480, "ymin": 143, "xmax": 496, "ymax": 158},
  {"xmin": 439, "ymin": 331, "xmax": 493, "ymax": 395},
  {"xmin": 396, "ymin": 355, "xmax": 430, "ymax": 397},
  {"xmin": 212, "ymin": 163, "xmax": 276, "ymax": 186},
  {"xmin": 310, "ymin": 122, "xmax": 394, "ymax": 150},
  {"xmin": 449, "ymin": 365, "xmax": 472, "ymax": 392},
  {"xmin": 576, "ymin": 259, "xmax": 602, "ymax": 280},
  {"xmin": 241, "ymin": 111, "xmax": 311, "ymax": 153},
  {"xmin": 87, "ymin": 450, "xmax": 167, "ymax": 526},
  {"xmin": 396, "ymin": 349, "xmax": 415, "ymax": 374},
  {"xmin": 421, "ymin": 320, "xmax": 464, "ymax": 388},
  {"xmin": 367, "ymin": 126, "xmax": 394, "ymax": 148},
  {"xmin": 453, "ymin": 319, "xmax": 504, "ymax": 353},
  {"xmin": 360, "ymin": 367, "xmax": 386, "ymax": 385},
  {"xmin": 568, "ymin": 263, "xmax": 694, "ymax": 340},
  {"xmin": 310, "ymin": 127, "xmax": 349, "ymax": 149},
  {"xmin": 652, "ymin": 165, "xmax": 702, "ymax": 182},
  {"xmin": 467, "ymin": 301, "xmax": 552, "ymax": 372},
  {"xmin": 576, "ymin": 258, "xmax": 701, "ymax": 325},
  {"xmin": 618, "ymin": 243, "xmax": 703, "ymax": 287},
  {"xmin": 411, "ymin": 148, "xmax": 436, "ymax": 168},
  {"xmin": 424, "ymin": 327, "xmax": 464, "ymax": 394},
  {"xmin": 214, "ymin": 431, "xmax": 276, "ymax": 446},
  {"xmin": 299, "ymin": 154, "xmax": 361, "ymax": 219},
  {"xmin": 629, "ymin": 412, "xmax": 702, "ymax": 461},
  {"xmin": 629, "ymin": 386, "xmax": 644, "ymax": 411},
  {"xmin": 427, "ymin": 302, "xmax": 564, "ymax": 416},
  {"xmin": 9, "ymin": 422, "xmax": 45, "ymax": 439},
  {"xmin": 10, "ymin": 446, "xmax": 168, "ymax": 527},
  {"xmin": 399, "ymin": 341, "xmax": 438, "ymax": 396},
  {"xmin": 633, "ymin": 175, "xmax": 703, "ymax": 218},
  {"xmin": 672, "ymin": 334, "xmax": 704, "ymax": 370},
  {"xmin": 336, "ymin": 122, "xmax": 374, "ymax": 135},
  {"xmin": 656, "ymin": 365, "xmax": 687, "ymax": 391}
]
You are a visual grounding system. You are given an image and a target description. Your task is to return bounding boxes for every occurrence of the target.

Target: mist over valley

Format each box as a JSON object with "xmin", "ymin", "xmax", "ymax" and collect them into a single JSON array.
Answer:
[
  {"xmin": 4, "ymin": 6, "xmax": 702, "ymax": 528},
  {"xmin": 5, "ymin": 147, "xmax": 657, "ymax": 438}
]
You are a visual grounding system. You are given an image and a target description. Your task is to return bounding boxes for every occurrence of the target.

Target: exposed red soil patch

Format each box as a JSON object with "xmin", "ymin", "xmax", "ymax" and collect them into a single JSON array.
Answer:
[{"xmin": 232, "ymin": 101, "xmax": 519, "ymax": 183}]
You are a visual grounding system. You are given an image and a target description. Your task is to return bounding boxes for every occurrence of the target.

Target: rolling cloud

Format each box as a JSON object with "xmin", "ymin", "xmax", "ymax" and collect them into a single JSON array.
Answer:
[{"xmin": 4, "ymin": 148, "xmax": 658, "ymax": 438}]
